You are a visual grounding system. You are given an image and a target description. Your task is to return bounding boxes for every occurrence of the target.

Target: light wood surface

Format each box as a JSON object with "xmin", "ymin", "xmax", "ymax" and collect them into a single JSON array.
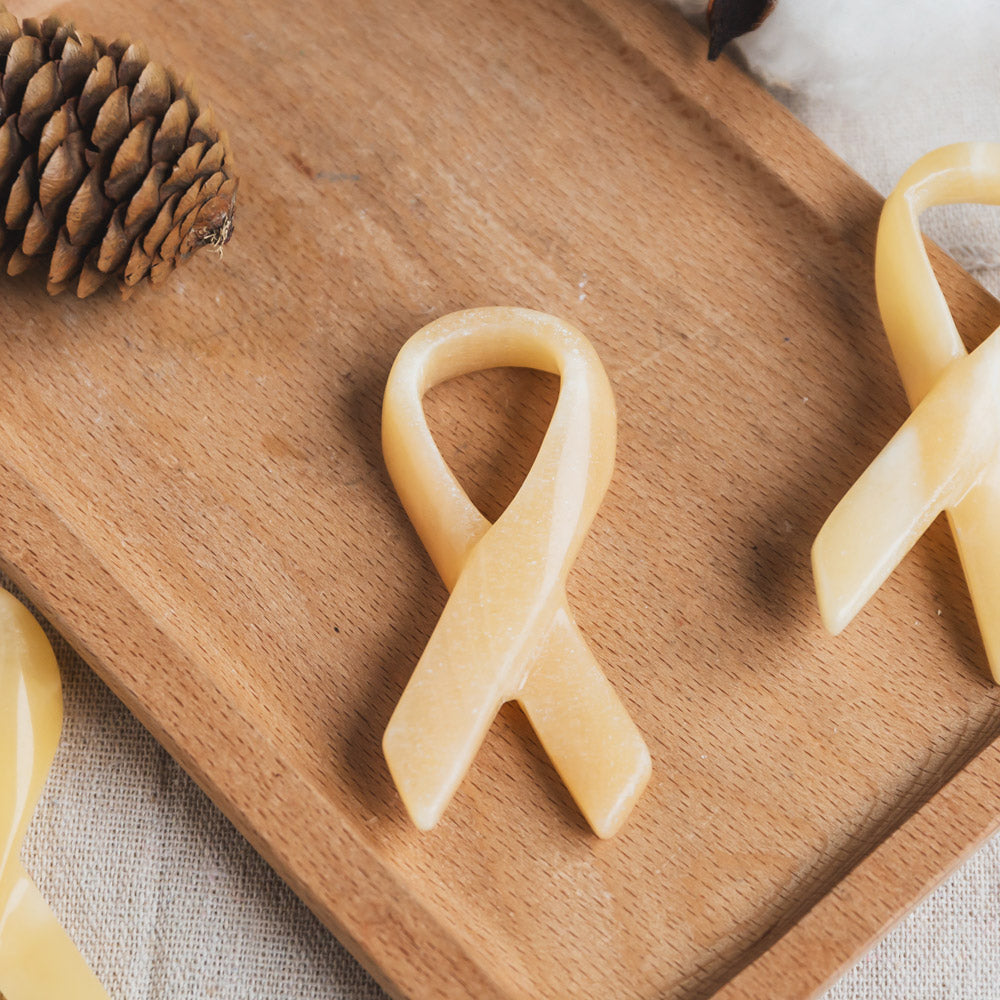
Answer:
[{"xmin": 2, "ymin": 0, "xmax": 1000, "ymax": 998}]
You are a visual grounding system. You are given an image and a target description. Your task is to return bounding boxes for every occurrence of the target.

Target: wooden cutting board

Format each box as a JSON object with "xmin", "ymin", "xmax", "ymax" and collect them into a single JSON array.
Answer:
[{"xmin": 3, "ymin": 0, "xmax": 1000, "ymax": 997}]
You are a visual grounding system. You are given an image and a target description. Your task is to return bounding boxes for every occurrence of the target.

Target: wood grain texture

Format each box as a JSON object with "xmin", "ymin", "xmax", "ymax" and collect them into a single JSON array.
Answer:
[{"xmin": 1, "ymin": 0, "xmax": 999, "ymax": 998}]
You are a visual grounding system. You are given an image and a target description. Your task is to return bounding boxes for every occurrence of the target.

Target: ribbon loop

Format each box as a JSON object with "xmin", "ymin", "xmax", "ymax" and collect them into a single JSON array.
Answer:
[
  {"xmin": 0, "ymin": 589, "xmax": 111, "ymax": 1000},
  {"xmin": 382, "ymin": 308, "xmax": 651, "ymax": 837},
  {"xmin": 813, "ymin": 143, "xmax": 1000, "ymax": 680}
]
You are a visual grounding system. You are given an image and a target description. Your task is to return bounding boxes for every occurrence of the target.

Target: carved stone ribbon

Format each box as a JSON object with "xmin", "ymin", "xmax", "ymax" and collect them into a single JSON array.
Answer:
[
  {"xmin": 813, "ymin": 143, "xmax": 1000, "ymax": 681},
  {"xmin": 381, "ymin": 308, "xmax": 651, "ymax": 837},
  {"xmin": 0, "ymin": 589, "xmax": 110, "ymax": 999}
]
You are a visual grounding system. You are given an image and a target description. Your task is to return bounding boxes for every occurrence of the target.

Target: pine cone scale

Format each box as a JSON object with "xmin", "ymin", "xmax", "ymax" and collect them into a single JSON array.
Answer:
[
  {"xmin": 142, "ymin": 192, "xmax": 179, "ymax": 257},
  {"xmin": 0, "ymin": 116, "xmax": 21, "ymax": 184},
  {"xmin": 174, "ymin": 174, "xmax": 206, "ymax": 219},
  {"xmin": 92, "ymin": 85, "xmax": 128, "ymax": 150},
  {"xmin": 21, "ymin": 205, "xmax": 50, "ymax": 255},
  {"xmin": 131, "ymin": 62, "xmax": 170, "ymax": 121},
  {"xmin": 0, "ymin": 11, "xmax": 18, "ymax": 57},
  {"xmin": 7, "ymin": 244, "xmax": 28, "ymax": 274},
  {"xmin": 40, "ymin": 135, "xmax": 84, "ymax": 213},
  {"xmin": 76, "ymin": 257, "xmax": 105, "ymax": 296},
  {"xmin": 38, "ymin": 105, "xmax": 71, "ymax": 166},
  {"xmin": 66, "ymin": 167, "xmax": 107, "ymax": 245},
  {"xmin": 5, "ymin": 158, "xmax": 32, "ymax": 227},
  {"xmin": 157, "ymin": 213, "xmax": 187, "ymax": 262},
  {"xmin": 117, "ymin": 42, "xmax": 147, "ymax": 89},
  {"xmin": 151, "ymin": 100, "xmax": 188, "ymax": 163},
  {"xmin": 97, "ymin": 206, "xmax": 128, "ymax": 272},
  {"xmin": 58, "ymin": 35, "xmax": 92, "ymax": 93},
  {"xmin": 4, "ymin": 36, "xmax": 43, "ymax": 104},
  {"xmin": 77, "ymin": 56, "xmax": 114, "ymax": 126},
  {"xmin": 105, "ymin": 118, "xmax": 153, "ymax": 201},
  {"xmin": 49, "ymin": 227, "xmax": 82, "ymax": 282},
  {"xmin": 124, "ymin": 240, "xmax": 150, "ymax": 284},
  {"xmin": 125, "ymin": 161, "xmax": 165, "ymax": 230},
  {"xmin": 18, "ymin": 58, "xmax": 59, "ymax": 139}
]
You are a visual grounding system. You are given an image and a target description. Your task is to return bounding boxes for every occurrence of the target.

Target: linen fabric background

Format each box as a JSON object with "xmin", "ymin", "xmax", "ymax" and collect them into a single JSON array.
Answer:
[{"xmin": 7, "ymin": 11, "xmax": 1000, "ymax": 1000}]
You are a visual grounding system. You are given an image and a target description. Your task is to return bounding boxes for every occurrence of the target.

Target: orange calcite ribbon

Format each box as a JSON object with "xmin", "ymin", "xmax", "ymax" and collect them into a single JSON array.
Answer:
[
  {"xmin": 382, "ymin": 308, "xmax": 651, "ymax": 838},
  {"xmin": 813, "ymin": 143, "xmax": 1000, "ymax": 680},
  {"xmin": 0, "ymin": 589, "xmax": 110, "ymax": 999}
]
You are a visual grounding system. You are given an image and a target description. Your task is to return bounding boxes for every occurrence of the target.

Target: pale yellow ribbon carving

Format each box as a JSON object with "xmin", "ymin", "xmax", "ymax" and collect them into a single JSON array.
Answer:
[
  {"xmin": 0, "ymin": 589, "xmax": 110, "ymax": 999},
  {"xmin": 813, "ymin": 143, "xmax": 1000, "ymax": 680},
  {"xmin": 381, "ymin": 307, "xmax": 651, "ymax": 838}
]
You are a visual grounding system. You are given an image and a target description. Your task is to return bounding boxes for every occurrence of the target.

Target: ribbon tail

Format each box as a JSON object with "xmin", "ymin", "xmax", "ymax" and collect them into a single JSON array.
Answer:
[
  {"xmin": 383, "ymin": 669, "xmax": 499, "ymax": 833},
  {"xmin": 518, "ymin": 605, "xmax": 651, "ymax": 838},
  {"xmin": 813, "ymin": 411, "xmax": 961, "ymax": 636},
  {"xmin": 0, "ymin": 867, "xmax": 109, "ymax": 1000},
  {"xmin": 383, "ymin": 572, "xmax": 534, "ymax": 831},
  {"xmin": 948, "ymin": 469, "xmax": 1000, "ymax": 681}
]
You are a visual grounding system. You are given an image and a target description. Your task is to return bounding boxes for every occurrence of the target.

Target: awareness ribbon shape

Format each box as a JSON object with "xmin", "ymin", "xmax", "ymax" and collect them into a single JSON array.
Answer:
[
  {"xmin": 0, "ymin": 588, "xmax": 110, "ymax": 999},
  {"xmin": 381, "ymin": 307, "xmax": 651, "ymax": 838},
  {"xmin": 813, "ymin": 143, "xmax": 1000, "ymax": 681}
]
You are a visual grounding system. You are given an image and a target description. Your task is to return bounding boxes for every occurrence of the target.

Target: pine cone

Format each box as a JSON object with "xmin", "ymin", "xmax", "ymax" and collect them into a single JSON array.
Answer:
[{"xmin": 0, "ymin": 7, "xmax": 237, "ymax": 297}]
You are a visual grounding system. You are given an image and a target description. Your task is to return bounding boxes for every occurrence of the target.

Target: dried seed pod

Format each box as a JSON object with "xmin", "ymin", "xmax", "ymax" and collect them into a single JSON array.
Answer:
[
  {"xmin": 0, "ymin": 5, "xmax": 237, "ymax": 296},
  {"xmin": 707, "ymin": 0, "xmax": 776, "ymax": 61}
]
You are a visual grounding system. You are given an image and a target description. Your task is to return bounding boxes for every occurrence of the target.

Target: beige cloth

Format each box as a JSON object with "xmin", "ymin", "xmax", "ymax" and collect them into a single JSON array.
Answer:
[{"xmin": 9, "ymin": 27, "xmax": 1000, "ymax": 1000}]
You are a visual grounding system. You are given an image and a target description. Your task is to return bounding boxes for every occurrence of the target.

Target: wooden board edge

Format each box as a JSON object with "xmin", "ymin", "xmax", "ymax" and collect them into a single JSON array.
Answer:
[
  {"xmin": 577, "ymin": 5, "xmax": 1000, "ymax": 995},
  {"xmin": 571, "ymin": 4, "xmax": 1000, "ymax": 997},
  {"xmin": 0, "ymin": 454, "xmax": 521, "ymax": 1000},
  {"xmin": 577, "ymin": 0, "xmax": 881, "ymax": 236},
  {"xmin": 712, "ymin": 738, "xmax": 1000, "ymax": 999},
  {"xmin": 583, "ymin": 0, "xmax": 1000, "ymax": 329}
]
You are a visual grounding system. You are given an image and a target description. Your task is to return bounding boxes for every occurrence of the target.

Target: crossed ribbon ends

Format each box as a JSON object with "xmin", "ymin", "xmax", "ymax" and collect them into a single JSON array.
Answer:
[
  {"xmin": 381, "ymin": 307, "xmax": 651, "ymax": 838},
  {"xmin": 0, "ymin": 589, "xmax": 111, "ymax": 1000},
  {"xmin": 813, "ymin": 143, "xmax": 1000, "ymax": 681}
]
